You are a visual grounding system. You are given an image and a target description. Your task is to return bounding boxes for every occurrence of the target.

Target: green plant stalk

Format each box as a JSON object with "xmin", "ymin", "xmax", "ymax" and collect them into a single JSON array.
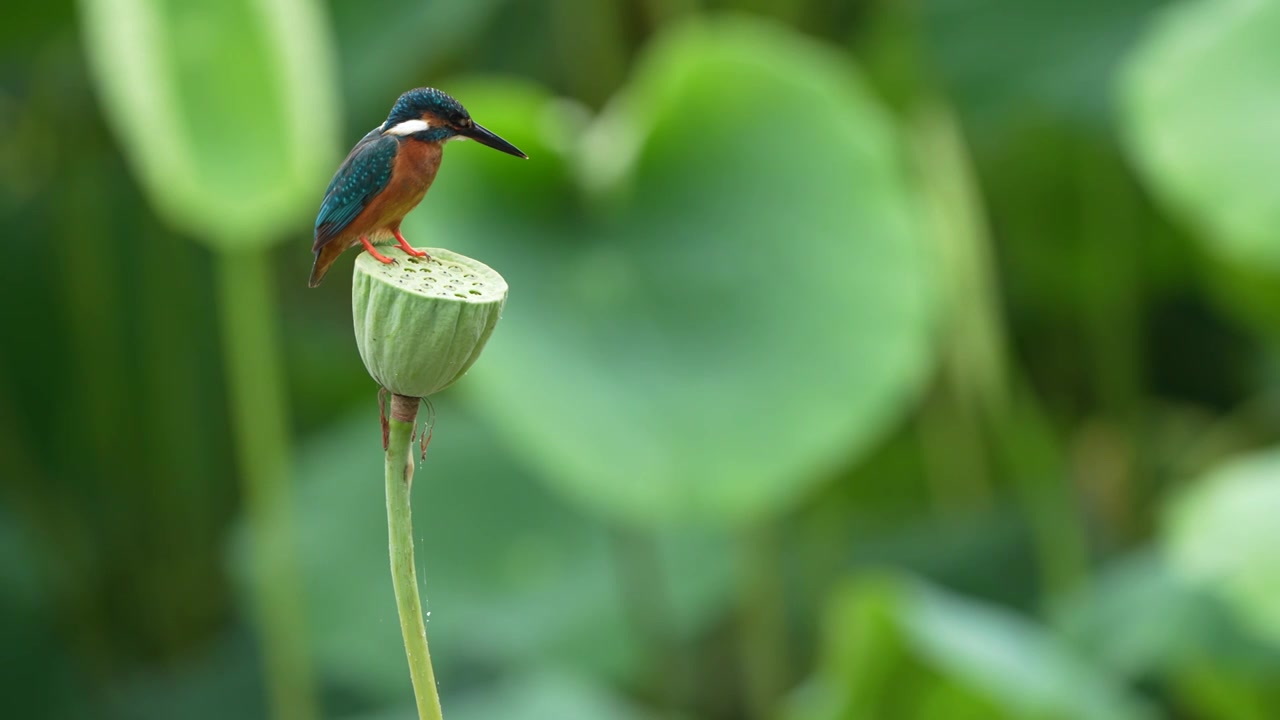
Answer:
[
  {"xmin": 385, "ymin": 393, "xmax": 443, "ymax": 720},
  {"xmin": 642, "ymin": 0, "xmax": 698, "ymax": 30},
  {"xmin": 910, "ymin": 104, "xmax": 1003, "ymax": 512},
  {"xmin": 215, "ymin": 248, "xmax": 317, "ymax": 720},
  {"xmin": 552, "ymin": 0, "xmax": 626, "ymax": 106},
  {"xmin": 911, "ymin": 105, "xmax": 1089, "ymax": 598},
  {"xmin": 609, "ymin": 526, "xmax": 688, "ymax": 713},
  {"xmin": 738, "ymin": 524, "xmax": 787, "ymax": 720}
]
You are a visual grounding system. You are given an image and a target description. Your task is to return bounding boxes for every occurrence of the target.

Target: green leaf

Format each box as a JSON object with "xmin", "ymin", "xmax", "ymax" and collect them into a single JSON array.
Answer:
[
  {"xmin": 1164, "ymin": 448, "xmax": 1280, "ymax": 646},
  {"xmin": 924, "ymin": 0, "xmax": 1165, "ymax": 131},
  {"xmin": 1121, "ymin": 0, "xmax": 1280, "ymax": 271},
  {"xmin": 102, "ymin": 634, "xmax": 268, "ymax": 720},
  {"xmin": 790, "ymin": 574, "xmax": 1155, "ymax": 720},
  {"xmin": 328, "ymin": 0, "xmax": 511, "ymax": 112},
  {"xmin": 445, "ymin": 671, "xmax": 657, "ymax": 720},
  {"xmin": 1054, "ymin": 550, "xmax": 1219, "ymax": 680},
  {"xmin": 230, "ymin": 402, "xmax": 730, "ymax": 703},
  {"xmin": 408, "ymin": 18, "xmax": 937, "ymax": 525},
  {"xmin": 345, "ymin": 672, "xmax": 656, "ymax": 720},
  {"xmin": 78, "ymin": 0, "xmax": 340, "ymax": 246},
  {"xmin": 1055, "ymin": 547, "xmax": 1280, "ymax": 719}
]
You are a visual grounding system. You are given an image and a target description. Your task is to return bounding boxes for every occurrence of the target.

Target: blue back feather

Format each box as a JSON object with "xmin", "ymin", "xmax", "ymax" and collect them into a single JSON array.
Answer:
[{"xmin": 313, "ymin": 130, "xmax": 398, "ymax": 248}]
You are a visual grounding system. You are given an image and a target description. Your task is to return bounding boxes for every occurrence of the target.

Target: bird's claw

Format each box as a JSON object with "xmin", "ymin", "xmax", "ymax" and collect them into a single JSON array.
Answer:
[
  {"xmin": 393, "ymin": 229, "xmax": 430, "ymax": 259},
  {"xmin": 360, "ymin": 236, "xmax": 397, "ymax": 264}
]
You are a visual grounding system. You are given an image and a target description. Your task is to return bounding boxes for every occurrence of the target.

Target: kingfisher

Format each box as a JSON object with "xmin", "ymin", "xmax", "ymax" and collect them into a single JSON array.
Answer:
[{"xmin": 309, "ymin": 87, "xmax": 526, "ymax": 287}]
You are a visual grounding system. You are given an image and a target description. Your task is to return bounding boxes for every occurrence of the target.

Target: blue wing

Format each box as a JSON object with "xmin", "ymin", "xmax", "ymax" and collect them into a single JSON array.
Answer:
[{"xmin": 313, "ymin": 128, "xmax": 398, "ymax": 250}]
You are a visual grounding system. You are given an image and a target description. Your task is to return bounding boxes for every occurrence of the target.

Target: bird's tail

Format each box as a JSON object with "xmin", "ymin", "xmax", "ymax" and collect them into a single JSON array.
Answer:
[{"xmin": 308, "ymin": 243, "xmax": 345, "ymax": 287}]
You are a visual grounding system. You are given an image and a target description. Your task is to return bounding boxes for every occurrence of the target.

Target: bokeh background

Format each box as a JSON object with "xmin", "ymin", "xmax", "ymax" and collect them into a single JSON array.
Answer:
[{"xmin": 4, "ymin": 0, "xmax": 1280, "ymax": 718}]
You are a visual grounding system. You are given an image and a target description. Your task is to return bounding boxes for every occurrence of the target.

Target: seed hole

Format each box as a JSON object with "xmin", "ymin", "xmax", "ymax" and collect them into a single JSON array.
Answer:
[
  {"xmin": 454, "ymin": 293, "xmax": 466, "ymax": 298},
  {"xmin": 469, "ymin": 290, "xmax": 481, "ymax": 295}
]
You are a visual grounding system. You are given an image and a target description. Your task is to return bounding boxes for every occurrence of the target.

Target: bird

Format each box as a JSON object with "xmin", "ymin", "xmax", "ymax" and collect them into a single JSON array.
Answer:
[{"xmin": 309, "ymin": 87, "xmax": 526, "ymax": 287}]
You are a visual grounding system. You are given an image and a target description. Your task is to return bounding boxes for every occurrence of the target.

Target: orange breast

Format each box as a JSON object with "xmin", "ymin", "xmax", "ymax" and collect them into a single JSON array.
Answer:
[{"xmin": 346, "ymin": 138, "xmax": 444, "ymax": 239}]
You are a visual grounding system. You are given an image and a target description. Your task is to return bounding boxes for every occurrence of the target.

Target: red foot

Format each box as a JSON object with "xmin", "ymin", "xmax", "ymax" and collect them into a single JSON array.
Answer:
[
  {"xmin": 393, "ymin": 228, "xmax": 430, "ymax": 258},
  {"xmin": 360, "ymin": 236, "xmax": 396, "ymax": 264}
]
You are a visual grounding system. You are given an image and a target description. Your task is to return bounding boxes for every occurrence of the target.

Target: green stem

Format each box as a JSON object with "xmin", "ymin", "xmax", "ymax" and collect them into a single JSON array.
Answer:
[
  {"xmin": 215, "ymin": 249, "xmax": 317, "ymax": 720},
  {"xmin": 609, "ymin": 526, "xmax": 687, "ymax": 714},
  {"xmin": 552, "ymin": 0, "xmax": 627, "ymax": 107},
  {"xmin": 386, "ymin": 393, "xmax": 443, "ymax": 720},
  {"xmin": 909, "ymin": 104, "xmax": 1089, "ymax": 599},
  {"xmin": 639, "ymin": 0, "xmax": 698, "ymax": 30},
  {"xmin": 909, "ymin": 105, "xmax": 1004, "ymax": 513},
  {"xmin": 738, "ymin": 524, "xmax": 787, "ymax": 720},
  {"xmin": 995, "ymin": 383, "xmax": 1091, "ymax": 599}
]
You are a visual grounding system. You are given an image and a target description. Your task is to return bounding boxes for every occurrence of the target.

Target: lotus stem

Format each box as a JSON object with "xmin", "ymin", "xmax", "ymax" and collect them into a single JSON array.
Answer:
[
  {"xmin": 385, "ymin": 393, "xmax": 443, "ymax": 720},
  {"xmin": 215, "ymin": 248, "xmax": 317, "ymax": 720}
]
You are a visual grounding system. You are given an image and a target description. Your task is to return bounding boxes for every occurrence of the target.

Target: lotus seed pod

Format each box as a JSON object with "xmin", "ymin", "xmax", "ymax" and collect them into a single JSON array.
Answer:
[{"xmin": 353, "ymin": 247, "xmax": 507, "ymax": 398}]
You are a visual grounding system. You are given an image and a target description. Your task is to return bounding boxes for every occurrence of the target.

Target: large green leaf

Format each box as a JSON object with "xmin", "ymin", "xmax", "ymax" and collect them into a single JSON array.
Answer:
[
  {"xmin": 230, "ymin": 401, "xmax": 730, "ymax": 704},
  {"xmin": 78, "ymin": 0, "xmax": 339, "ymax": 246},
  {"xmin": 924, "ymin": 0, "xmax": 1165, "ymax": 131},
  {"xmin": 1164, "ymin": 448, "xmax": 1280, "ymax": 646},
  {"xmin": 1121, "ymin": 0, "xmax": 1280, "ymax": 271},
  {"xmin": 1054, "ymin": 550, "xmax": 1220, "ymax": 680},
  {"xmin": 347, "ymin": 672, "xmax": 655, "ymax": 720},
  {"xmin": 443, "ymin": 671, "xmax": 656, "ymax": 720},
  {"xmin": 328, "ymin": 0, "xmax": 510, "ymax": 112},
  {"xmin": 406, "ymin": 18, "xmax": 936, "ymax": 525},
  {"xmin": 1054, "ymin": 546, "xmax": 1280, "ymax": 720},
  {"xmin": 790, "ymin": 574, "xmax": 1154, "ymax": 720}
]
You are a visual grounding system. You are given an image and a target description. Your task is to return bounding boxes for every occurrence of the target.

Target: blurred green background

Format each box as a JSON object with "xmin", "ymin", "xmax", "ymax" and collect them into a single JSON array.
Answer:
[{"xmin": 4, "ymin": 0, "xmax": 1280, "ymax": 718}]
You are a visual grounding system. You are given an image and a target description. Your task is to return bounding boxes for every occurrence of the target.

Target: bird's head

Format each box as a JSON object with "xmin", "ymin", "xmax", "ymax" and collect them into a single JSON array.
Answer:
[{"xmin": 381, "ymin": 87, "xmax": 527, "ymax": 159}]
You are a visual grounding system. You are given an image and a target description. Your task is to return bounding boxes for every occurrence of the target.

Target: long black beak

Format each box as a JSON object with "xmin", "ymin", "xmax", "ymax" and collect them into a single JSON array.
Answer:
[{"xmin": 462, "ymin": 122, "xmax": 527, "ymax": 159}]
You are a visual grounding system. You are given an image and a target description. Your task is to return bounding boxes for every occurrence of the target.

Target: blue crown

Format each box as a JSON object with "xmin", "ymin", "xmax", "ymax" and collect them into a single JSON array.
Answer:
[{"xmin": 384, "ymin": 88, "xmax": 468, "ymax": 129}]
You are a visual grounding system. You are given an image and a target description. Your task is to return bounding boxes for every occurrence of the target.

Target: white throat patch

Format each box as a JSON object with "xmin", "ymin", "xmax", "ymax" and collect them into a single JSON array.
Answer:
[{"xmin": 384, "ymin": 119, "xmax": 431, "ymax": 136}]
